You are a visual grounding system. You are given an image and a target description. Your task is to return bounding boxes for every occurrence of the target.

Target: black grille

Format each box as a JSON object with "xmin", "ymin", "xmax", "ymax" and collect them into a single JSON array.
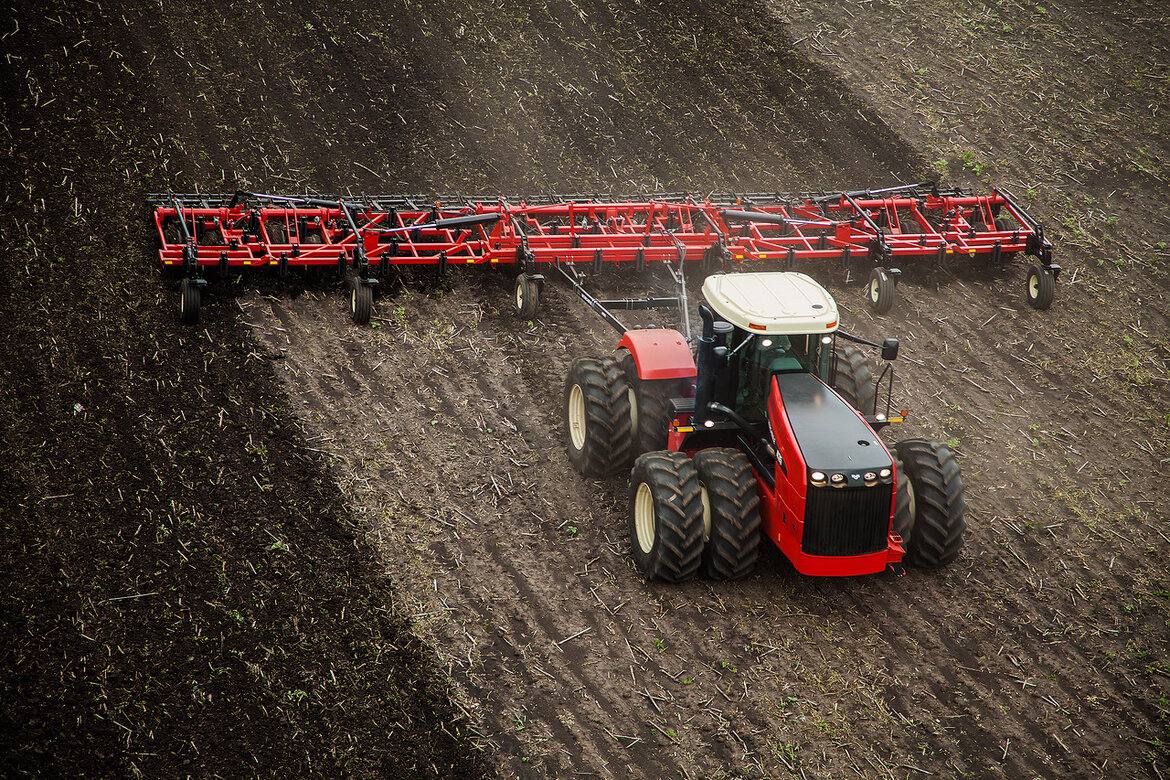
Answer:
[{"xmin": 801, "ymin": 484, "xmax": 892, "ymax": 556}]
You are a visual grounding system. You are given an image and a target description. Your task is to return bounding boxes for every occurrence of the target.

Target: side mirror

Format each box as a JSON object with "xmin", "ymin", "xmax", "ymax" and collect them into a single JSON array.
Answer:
[{"xmin": 881, "ymin": 338, "xmax": 900, "ymax": 361}]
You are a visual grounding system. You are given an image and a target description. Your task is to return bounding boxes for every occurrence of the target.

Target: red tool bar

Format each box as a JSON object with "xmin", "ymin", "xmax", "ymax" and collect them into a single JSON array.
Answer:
[{"xmin": 152, "ymin": 186, "xmax": 1050, "ymax": 273}]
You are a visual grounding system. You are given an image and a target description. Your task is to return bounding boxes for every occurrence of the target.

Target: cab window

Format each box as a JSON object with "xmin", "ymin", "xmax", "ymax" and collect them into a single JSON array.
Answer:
[{"xmin": 734, "ymin": 335, "xmax": 804, "ymax": 422}]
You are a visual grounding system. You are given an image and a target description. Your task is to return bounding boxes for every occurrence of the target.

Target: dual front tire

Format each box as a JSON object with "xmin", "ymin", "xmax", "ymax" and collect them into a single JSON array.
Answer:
[
  {"xmin": 562, "ymin": 359, "xmax": 762, "ymax": 583},
  {"xmin": 629, "ymin": 449, "xmax": 761, "ymax": 583},
  {"xmin": 892, "ymin": 439, "xmax": 966, "ymax": 567}
]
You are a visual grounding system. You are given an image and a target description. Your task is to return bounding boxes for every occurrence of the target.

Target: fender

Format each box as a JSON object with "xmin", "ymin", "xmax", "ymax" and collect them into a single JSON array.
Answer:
[{"xmin": 617, "ymin": 329, "xmax": 695, "ymax": 380}]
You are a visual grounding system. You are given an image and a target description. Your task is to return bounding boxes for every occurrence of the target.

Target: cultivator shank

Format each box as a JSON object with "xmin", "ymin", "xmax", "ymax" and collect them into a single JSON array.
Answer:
[{"xmin": 151, "ymin": 183, "xmax": 1058, "ymax": 324}]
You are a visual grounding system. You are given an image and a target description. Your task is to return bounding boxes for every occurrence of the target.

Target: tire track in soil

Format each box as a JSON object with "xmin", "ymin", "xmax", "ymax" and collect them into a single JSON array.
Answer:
[{"xmin": 253, "ymin": 290, "xmax": 690, "ymax": 776}]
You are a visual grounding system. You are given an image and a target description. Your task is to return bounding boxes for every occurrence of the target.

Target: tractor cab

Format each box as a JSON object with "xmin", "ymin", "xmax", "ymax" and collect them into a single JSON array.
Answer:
[{"xmin": 699, "ymin": 272, "xmax": 838, "ymax": 425}]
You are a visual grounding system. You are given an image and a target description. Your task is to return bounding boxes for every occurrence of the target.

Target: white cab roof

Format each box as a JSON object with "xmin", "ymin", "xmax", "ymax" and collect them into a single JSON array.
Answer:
[{"xmin": 701, "ymin": 272, "xmax": 839, "ymax": 335}]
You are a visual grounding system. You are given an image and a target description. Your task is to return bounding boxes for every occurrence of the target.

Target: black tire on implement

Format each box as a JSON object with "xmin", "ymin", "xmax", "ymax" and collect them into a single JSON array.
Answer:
[
  {"xmin": 564, "ymin": 357, "xmax": 633, "ymax": 477},
  {"xmin": 179, "ymin": 278, "xmax": 201, "ymax": 325},
  {"xmin": 629, "ymin": 451, "xmax": 705, "ymax": 582},
  {"xmin": 693, "ymin": 448, "xmax": 761, "ymax": 580},
  {"xmin": 514, "ymin": 273, "xmax": 541, "ymax": 319},
  {"xmin": 866, "ymin": 266, "xmax": 896, "ymax": 315},
  {"xmin": 830, "ymin": 344, "xmax": 876, "ymax": 414},
  {"xmin": 1025, "ymin": 264, "xmax": 1055, "ymax": 310},
  {"xmin": 893, "ymin": 439, "xmax": 966, "ymax": 567},
  {"xmin": 351, "ymin": 278, "xmax": 373, "ymax": 325}
]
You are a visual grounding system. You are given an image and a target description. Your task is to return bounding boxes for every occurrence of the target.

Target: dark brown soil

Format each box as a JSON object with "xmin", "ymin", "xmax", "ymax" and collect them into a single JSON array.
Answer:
[{"xmin": 2, "ymin": 0, "xmax": 1168, "ymax": 777}]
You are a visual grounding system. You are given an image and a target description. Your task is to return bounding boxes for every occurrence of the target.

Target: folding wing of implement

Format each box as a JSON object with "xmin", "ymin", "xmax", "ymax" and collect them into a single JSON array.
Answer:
[{"xmin": 151, "ymin": 182, "xmax": 1059, "ymax": 324}]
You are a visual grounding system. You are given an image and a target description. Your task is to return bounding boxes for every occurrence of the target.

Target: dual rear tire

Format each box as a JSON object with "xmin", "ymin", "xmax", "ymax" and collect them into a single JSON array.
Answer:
[
  {"xmin": 564, "ymin": 357, "xmax": 633, "ymax": 477},
  {"xmin": 830, "ymin": 344, "xmax": 876, "ymax": 414}
]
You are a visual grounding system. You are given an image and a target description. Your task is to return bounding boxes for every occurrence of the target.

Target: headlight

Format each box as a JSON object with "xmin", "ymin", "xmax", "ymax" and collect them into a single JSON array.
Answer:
[
  {"xmin": 879, "ymin": 468, "xmax": 891, "ymax": 478},
  {"xmin": 863, "ymin": 471, "xmax": 878, "ymax": 486},
  {"xmin": 810, "ymin": 471, "xmax": 827, "ymax": 487},
  {"xmin": 830, "ymin": 473, "xmax": 846, "ymax": 487}
]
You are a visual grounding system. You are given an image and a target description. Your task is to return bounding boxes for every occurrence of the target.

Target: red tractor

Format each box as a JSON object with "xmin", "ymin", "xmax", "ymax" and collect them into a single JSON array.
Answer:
[{"xmin": 562, "ymin": 271, "xmax": 965, "ymax": 581}]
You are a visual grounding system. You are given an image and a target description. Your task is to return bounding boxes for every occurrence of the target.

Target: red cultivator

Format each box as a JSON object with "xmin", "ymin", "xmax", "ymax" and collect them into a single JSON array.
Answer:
[{"xmin": 151, "ymin": 182, "xmax": 1058, "ymax": 324}]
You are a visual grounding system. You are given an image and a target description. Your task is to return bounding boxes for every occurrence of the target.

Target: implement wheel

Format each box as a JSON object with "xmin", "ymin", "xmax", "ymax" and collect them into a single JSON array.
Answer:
[
  {"xmin": 514, "ymin": 273, "xmax": 541, "ymax": 319},
  {"xmin": 1025, "ymin": 264, "xmax": 1055, "ymax": 310},
  {"xmin": 630, "ymin": 451, "xmax": 705, "ymax": 582},
  {"xmin": 694, "ymin": 448, "xmax": 761, "ymax": 580},
  {"xmin": 564, "ymin": 357, "xmax": 633, "ymax": 477},
  {"xmin": 830, "ymin": 344, "xmax": 876, "ymax": 414},
  {"xmin": 867, "ymin": 266, "xmax": 896, "ymax": 315},
  {"xmin": 179, "ymin": 278, "xmax": 201, "ymax": 325},
  {"xmin": 351, "ymin": 278, "xmax": 373, "ymax": 325},
  {"xmin": 893, "ymin": 439, "xmax": 966, "ymax": 567}
]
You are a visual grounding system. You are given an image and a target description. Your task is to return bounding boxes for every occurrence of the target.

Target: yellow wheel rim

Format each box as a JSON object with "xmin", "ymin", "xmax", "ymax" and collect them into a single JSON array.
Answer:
[
  {"xmin": 568, "ymin": 384, "xmax": 586, "ymax": 450},
  {"xmin": 635, "ymin": 482, "xmax": 655, "ymax": 554}
]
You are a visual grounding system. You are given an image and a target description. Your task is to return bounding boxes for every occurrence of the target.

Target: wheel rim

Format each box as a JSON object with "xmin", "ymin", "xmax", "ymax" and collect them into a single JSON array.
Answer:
[
  {"xmin": 628, "ymin": 387, "xmax": 638, "ymax": 432},
  {"xmin": 635, "ymin": 482, "xmax": 656, "ymax": 554},
  {"xmin": 869, "ymin": 278, "xmax": 880, "ymax": 303},
  {"xmin": 180, "ymin": 286, "xmax": 186, "ymax": 316},
  {"xmin": 904, "ymin": 475, "xmax": 917, "ymax": 527},
  {"xmin": 515, "ymin": 279, "xmax": 525, "ymax": 312},
  {"xmin": 568, "ymin": 384, "xmax": 586, "ymax": 450},
  {"xmin": 351, "ymin": 287, "xmax": 357, "ymax": 313},
  {"xmin": 1028, "ymin": 273, "xmax": 1039, "ymax": 299},
  {"xmin": 699, "ymin": 484, "xmax": 711, "ymax": 541}
]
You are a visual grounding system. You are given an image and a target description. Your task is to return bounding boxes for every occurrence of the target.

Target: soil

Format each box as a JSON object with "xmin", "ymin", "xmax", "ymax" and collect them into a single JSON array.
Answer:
[{"xmin": 2, "ymin": 0, "xmax": 1168, "ymax": 778}]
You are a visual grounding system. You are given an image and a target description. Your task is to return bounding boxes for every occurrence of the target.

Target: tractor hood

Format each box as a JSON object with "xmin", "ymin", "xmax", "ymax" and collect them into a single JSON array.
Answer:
[{"xmin": 774, "ymin": 373, "xmax": 892, "ymax": 481}]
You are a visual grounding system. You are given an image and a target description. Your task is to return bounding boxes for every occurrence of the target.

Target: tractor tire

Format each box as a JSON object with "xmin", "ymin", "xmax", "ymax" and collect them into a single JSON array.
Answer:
[
  {"xmin": 693, "ymin": 448, "xmax": 761, "ymax": 580},
  {"xmin": 564, "ymin": 357, "xmax": 633, "ymax": 477},
  {"xmin": 351, "ymin": 278, "xmax": 373, "ymax": 325},
  {"xmin": 830, "ymin": 344, "xmax": 876, "ymax": 414},
  {"xmin": 893, "ymin": 439, "xmax": 966, "ymax": 567},
  {"xmin": 866, "ymin": 266, "xmax": 896, "ymax": 315},
  {"xmin": 179, "ymin": 278, "xmax": 201, "ymax": 325},
  {"xmin": 618, "ymin": 351, "xmax": 690, "ymax": 456},
  {"xmin": 514, "ymin": 273, "xmax": 541, "ymax": 319},
  {"xmin": 892, "ymin": 450, "xmax": 914, "ymax": 542},
  {"xmin": 629, "ymin": 451, "xmax": 705, "ymax": 582},
  {"xmin": 1025, "ymin": 264, "xmax": 1055, "ymax": 310}
]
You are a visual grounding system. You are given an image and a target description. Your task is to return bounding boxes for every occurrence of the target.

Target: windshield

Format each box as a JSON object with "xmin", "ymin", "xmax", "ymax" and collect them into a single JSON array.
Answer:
[{"xmin": 732, "ymin": 334, "xmax": 805, "ymax": 421}]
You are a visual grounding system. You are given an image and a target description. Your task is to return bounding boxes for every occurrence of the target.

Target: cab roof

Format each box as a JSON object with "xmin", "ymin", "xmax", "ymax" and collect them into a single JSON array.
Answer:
[{"xmin": 701, "ymin": 272, "xmax": 839, "ymax": 335}]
